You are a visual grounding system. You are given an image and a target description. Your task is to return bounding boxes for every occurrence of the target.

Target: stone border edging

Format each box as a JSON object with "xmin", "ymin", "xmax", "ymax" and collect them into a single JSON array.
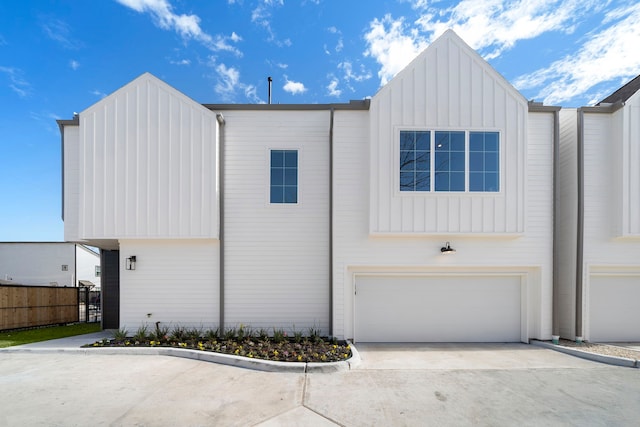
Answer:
[
  {"xmin": 531, "ymin": 340, "xmax": 639, "ymax": 368},
  {"xmin": 0, "ymin": 342, "xmax": 361, "ymax": 373}
]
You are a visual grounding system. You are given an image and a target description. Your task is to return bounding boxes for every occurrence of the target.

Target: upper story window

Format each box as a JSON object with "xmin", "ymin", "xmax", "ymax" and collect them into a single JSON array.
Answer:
[
  {"xmin": 400, "ymin": 130, "xmax": 499, "ymax": 193},
  {"xmin": 270, "ymin": 149, "xmax": 298, "ymax": 203}
]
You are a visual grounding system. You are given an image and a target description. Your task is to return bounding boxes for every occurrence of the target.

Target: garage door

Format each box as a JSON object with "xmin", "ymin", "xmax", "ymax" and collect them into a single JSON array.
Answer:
[
  {"xmin": 590, "ymin": 275, "xmax": 640, "ymax": 342},
  {"xmin": 354, "ymin": 274, "xmax": 522, "ymax": 342}
]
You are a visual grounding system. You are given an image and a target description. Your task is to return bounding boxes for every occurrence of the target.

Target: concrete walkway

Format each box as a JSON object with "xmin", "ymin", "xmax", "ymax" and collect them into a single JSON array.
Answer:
[{"xmin": 3, "ymin": 334, "xmax": 640, "ymax": 425}]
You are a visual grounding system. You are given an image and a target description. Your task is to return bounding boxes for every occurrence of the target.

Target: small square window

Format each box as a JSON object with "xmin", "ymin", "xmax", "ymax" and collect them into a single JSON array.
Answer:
[{"xmin": 61, "ymin": 265, "xmax": 68, "ymax": 271}]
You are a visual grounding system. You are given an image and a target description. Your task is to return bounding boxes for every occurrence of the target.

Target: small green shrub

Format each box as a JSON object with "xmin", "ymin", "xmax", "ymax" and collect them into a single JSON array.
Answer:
[
  {"xmin": 113, "ymin": 327, "xmax": 128, "ymax": 341},
  {"xmin": 272, "ymin": 327, "xmax": 286, "ymax": 343},
  {"xmin": 153, "ymin": 322, "xmax": 170, "ymax": 342},
  {"xmin": 223, "ymin": 327, "xmax": 237, "ymax": 341},
  {"xmin": 133, "ymin": 324, "xmax": 149, "ymax": 341},
  {"xmin": 204, "ymin": 327, "xmax": 219, "ymax": 341}
]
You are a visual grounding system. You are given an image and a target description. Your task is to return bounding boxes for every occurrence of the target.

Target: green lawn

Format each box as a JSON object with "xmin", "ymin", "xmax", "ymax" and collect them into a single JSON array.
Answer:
[{"xmin": 0, "ymin": 323, "xmax": 102, "ymax": 348}]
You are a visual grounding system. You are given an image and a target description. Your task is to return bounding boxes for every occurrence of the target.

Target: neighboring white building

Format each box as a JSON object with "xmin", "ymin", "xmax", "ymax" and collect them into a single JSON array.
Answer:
[
  {"xmin": 58, "ymin": 30, "xmax": 557, "ymax": 342},
  {"xmin": 556, "ymin": 75, "xmax": 640, "ymax": 342},
  {"xmin": 0, "ymin": 242, "xmax": 100, "ymax": 288}
]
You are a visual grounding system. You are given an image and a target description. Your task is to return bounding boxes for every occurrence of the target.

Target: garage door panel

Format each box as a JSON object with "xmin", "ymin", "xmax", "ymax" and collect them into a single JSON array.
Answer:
[
  {"xmin": 590, "ymin": 275, "xmax": 640, "ymax": 342},
  {"xmin": 355, "ymin": 275, "xmax": 521, "ymax": 342}
]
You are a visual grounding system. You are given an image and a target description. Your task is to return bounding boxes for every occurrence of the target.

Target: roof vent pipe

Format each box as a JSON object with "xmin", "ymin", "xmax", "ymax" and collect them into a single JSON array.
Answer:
[{"xmin": 268, "ymin": 76, "xmax": 272, "ymax": 104}]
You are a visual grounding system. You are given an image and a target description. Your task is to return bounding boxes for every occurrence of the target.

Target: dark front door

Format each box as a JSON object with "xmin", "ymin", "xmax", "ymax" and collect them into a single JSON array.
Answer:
[{"xmin": 100, "ymin": 250, "xmax": 120, "ymax": 329}]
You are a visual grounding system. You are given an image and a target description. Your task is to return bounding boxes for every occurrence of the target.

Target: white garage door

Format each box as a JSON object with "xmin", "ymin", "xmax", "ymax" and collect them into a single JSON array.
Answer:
[
  {"xmin": 354, "ymin": 274, "xmax": 522, "ymax": 342},
  {"xmin": 590, "ymin": 275, "xmax": 640, "ymax": 342}
]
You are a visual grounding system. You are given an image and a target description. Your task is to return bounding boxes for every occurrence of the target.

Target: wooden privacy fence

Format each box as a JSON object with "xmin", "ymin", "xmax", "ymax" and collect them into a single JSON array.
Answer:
[{"xmin": 0, "ymin": 285, "xmax": 79, "ymax": 330}]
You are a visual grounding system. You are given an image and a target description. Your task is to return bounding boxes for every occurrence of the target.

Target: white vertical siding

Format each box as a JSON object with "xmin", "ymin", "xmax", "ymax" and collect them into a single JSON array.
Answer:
[
  {"xmin": 555, "ymin": 108, "xmax": 578, "ymax": 339},
  {"xmin": 221, "ymin": 110, "xmax": 330, "ymax": 333},
  {"xmin": 621, "ymin": 93, "xmax": 640, "ymax": 236},
  {"xmin": 369, "ymin": 30, "xmax": 527, "ymax": 235},
  {"xmin": 119, "ymin": 239, "xmax": 219, "ymax": 331},
  {"xmin": 333, "ymin": 109, "xmax": 553, "ymax": 340},
  {"xmin": 77, "ymin": 73, "xmax": 219, "ymax": 240},
  {"xmin": 63, "ymin": 126, "xmax": 80, "ymax": 243},
  {"xmin": 581, "ymin": 104, "xmax": 640, "ymax": 340}
]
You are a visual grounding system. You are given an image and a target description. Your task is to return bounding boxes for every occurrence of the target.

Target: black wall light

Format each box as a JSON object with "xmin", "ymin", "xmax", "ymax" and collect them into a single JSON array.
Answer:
[
  {"xmin": 125, "ymin": 256, "xmax": 137, "ymax": 270},
  {"xmin": 440, "ymin": 242, "xmax": 456, "ymax": 254}
]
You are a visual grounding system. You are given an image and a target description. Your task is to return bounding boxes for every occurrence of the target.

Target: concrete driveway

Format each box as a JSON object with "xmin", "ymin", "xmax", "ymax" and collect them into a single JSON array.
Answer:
[{"xmin": 1, "ymin": 343, "xmax": 640, "ymax": 426}]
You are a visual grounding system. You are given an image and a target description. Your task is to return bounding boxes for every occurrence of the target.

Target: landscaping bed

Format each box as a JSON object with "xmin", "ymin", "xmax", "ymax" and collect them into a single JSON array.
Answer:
[{"xmin": 85, "ymin": 324, "xmax": 352, "ymax": 363}]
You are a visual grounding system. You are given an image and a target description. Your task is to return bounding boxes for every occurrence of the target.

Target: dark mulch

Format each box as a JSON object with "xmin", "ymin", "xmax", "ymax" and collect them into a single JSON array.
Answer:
[{"xmin": 86, "ymin": 336, "xmax": 352, "ymax": 363}]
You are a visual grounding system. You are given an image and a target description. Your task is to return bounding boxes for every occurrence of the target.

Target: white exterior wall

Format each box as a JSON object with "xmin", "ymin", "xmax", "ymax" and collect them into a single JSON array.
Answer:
[
  {"xmin": 63, "ymin": 126, "xmax": 80, "ymax": 243},
  {"xmin": 76, "ymin": 245, "xmax": 101, "ymax": 288},
  {"xmin": 581, "ymin": 106, "xmax": 640, "ymax": 340},
  {"xmin": 370, "ymin": 30, "xmax": 527, "ymax": 235},
  {"xmin": 220, "ymin": 110, "xmax": 330, "ymax": 333},
  {"xmin": 556, "ymin": 108, "xmax": 578, "ymax": 339},
  {"xmin": 332, "ymin": 109, "xmax": 554, "ymax": 341},
  {"xmin": 75, "ymin": 73, "xmax": 219, "ymax": 241},
  {"xmin": 618, "ymin": 92, "xmax": 640, "ymax": 236},
  {"xmin": 119, "ymin": 239, "xmax": 219, "ymax": 331},
  {"xmin": 0, "ymin": 242, "xmax": 82, "ymax": 286}
]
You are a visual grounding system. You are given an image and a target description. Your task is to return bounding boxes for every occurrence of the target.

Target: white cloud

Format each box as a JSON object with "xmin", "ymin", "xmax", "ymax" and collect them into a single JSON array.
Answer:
[
  {"xmin": 91, "ymin": 89, "xmax": 108, "ymax": 98},
  {"xmin": 41, "ymin": 18, "xmax": 81, "ymax": 49},
  {"xmin": 514, "ymin": 2, "xmax": 640, "ymax": 105},
  {"xmin": 0, "ymin": 66, "xmax": 31, "ymax": 98},
  {"xmin": 364, "ymin": 0, "xmax": 605, "ymax": 86},
  {"xmin": 170, "ymin": 59, "xmax": 191, "ymax": 66},
  {"xmin": 214, "ymin": 63, "xmax": 240, "ymax": 97},
  {"xmin": 69, "ymin": 60, "xmax": 80, "ymax": 70},
  {"xmin": 339, "ymin": 61, "xmax": 372, "ymax": 83},
  {"xmin": 364, "ymin": 14, "xmax": 428, "ymax": 85},
  {"xmin": 116, "ymin": 0, "xmax": 242, "ymax": 55},
  {"xmin": 415, "ymin": 0, "xmax": 602, "ymax": 59},
  {"xmin": 251, "ymin": 0, "xmax": 289, "ymax": 46},
  {"xmin": 283, "ymin": 77, "xmax": 306, "ymax": 95},
  {"xmin": 327, "ymin": 77, "xmax": 342, "ymax": 97},
  {"xmin": 214, "ymin": 62, "xmax": 264, "ymax": 103}
]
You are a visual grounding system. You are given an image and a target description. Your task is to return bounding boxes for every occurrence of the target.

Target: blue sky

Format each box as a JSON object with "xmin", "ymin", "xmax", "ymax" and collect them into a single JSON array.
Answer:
[{"xmin": 1, "ymin": 0, "xmax": 639, "ymax": 242}]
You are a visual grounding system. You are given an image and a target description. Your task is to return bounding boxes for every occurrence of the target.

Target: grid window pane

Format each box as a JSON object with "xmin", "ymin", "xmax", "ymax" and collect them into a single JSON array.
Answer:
[
  {"xmin": 434, "ymin": 131, "xmax": 465, "ymax": 192},
  {"xmin": 270, "ymin": 150, "xmax": 298, "ymax": 203},
  {"xmin": 469, "ymin": 132, "xmax": 499, "ymax": 192},
  {"xmin": 399, "ymin": 131, "xmax": 431, "ymax": 191}
]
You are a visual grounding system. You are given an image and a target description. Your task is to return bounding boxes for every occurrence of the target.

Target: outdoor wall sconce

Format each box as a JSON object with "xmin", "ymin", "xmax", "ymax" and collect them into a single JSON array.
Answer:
[
  {"xmin": 126, "ymin": 256, "xmax": 137, "ymax": 270},
  {"xmin": 440, "ymin": 242, "xmax": 456, "ymax": 254}
]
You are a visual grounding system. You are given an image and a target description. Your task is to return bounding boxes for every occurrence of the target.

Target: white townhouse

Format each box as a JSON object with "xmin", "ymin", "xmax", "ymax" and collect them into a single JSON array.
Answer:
[
  {"xmin": 58, "ymin": 30, "xmax": 557, "ymax": 342},
  {"xmin": 556, "ymin": 75, "xmax": 640, "ymax": 342}
]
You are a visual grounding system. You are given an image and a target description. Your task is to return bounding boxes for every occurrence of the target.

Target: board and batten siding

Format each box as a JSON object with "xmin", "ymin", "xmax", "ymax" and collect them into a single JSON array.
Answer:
[
  {"xmin": 369, "ymin": 30, "xmax": 527, "ymax": 235},
  {"xmin": 76, "ymin": 73, "xmax": 219, "ymax": 240},
  {"xmin": 220, "ymin": 110, "xmax": 330, "ymax": 333},
  {"xmin": 63, "ymin": 126, "xmax": 81, "ymax": 243},
  {"xmin": 556, "ymin": 108, "xmax": 579, "ymax": 339},
  {"xmin": 119, "ymin": 239, "xmax": 219, "ymax": 331},
  {"xmin": 580, "ymin": 107, "xmax": 640, "ymax": 340},
  {"xmin": 617, "ymin": 92, "xmax": 640, "ymax": 236},
  {"xmin": 332, "ymin": 107, "xmax": 554, "ymax": 340}
]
